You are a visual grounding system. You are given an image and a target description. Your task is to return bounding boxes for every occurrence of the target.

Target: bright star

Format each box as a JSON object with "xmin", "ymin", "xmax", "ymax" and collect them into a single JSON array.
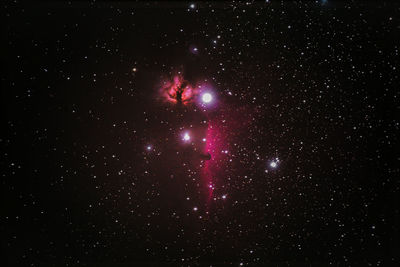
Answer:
[
  {"xmin": 270, "ymin": 159, "xmax": 279, "ymax": 168},
  {"xmin": 183, "ymin": 132, "xmax": 191, "ymax": 141},
  {"xmin": 202, "ymin": 93, "xmax": 212, "ymax": 103}
]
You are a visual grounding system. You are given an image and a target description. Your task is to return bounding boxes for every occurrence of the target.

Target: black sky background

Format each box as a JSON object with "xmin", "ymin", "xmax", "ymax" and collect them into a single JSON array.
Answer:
[{"xmin": 3, "ymin": 1, "xmax": 400, "ymax": 266}]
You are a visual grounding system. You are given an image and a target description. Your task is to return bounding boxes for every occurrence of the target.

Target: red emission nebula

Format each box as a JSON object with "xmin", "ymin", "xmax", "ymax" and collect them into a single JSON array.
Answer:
[{"xmin": 160, "ymin": 75, "xmax": 196, "ymax": 105}]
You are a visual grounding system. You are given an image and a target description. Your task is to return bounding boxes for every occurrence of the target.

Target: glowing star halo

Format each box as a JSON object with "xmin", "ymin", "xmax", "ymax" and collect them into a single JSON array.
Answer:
[{"xmin": 202, "ymin": 93, "xmax": 212, "ymax": 103}]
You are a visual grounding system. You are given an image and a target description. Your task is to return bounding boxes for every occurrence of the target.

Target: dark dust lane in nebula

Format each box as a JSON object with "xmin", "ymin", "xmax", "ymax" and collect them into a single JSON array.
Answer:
[{"xmin": 3, "ymin": 1, "xmax": 400, "ymax": 266}]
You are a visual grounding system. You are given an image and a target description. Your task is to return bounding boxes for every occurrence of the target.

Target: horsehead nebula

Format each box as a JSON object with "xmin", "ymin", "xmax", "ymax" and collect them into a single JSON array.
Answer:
[{"xmin": 158, "ymin": 74, "xmax": 222, "ymax": 201}]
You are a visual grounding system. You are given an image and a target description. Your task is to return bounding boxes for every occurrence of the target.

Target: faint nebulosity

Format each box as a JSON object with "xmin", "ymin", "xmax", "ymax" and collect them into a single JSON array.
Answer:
[{"xmin": 3, "ymin": 1, "xmax": 400, "ymax": 266}]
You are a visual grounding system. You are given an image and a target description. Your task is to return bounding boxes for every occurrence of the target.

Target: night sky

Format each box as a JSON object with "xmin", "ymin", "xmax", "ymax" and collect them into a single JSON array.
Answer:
[{"xmin": 3, "ymin": 1, "xmax": 400, "ymax": 266}]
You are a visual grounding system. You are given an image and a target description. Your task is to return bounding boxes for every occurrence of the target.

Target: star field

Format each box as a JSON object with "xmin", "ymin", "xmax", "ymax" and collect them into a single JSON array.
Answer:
[{"xmin": 3, "ymin": 1, "xmax": 400, "ymax": 266}]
